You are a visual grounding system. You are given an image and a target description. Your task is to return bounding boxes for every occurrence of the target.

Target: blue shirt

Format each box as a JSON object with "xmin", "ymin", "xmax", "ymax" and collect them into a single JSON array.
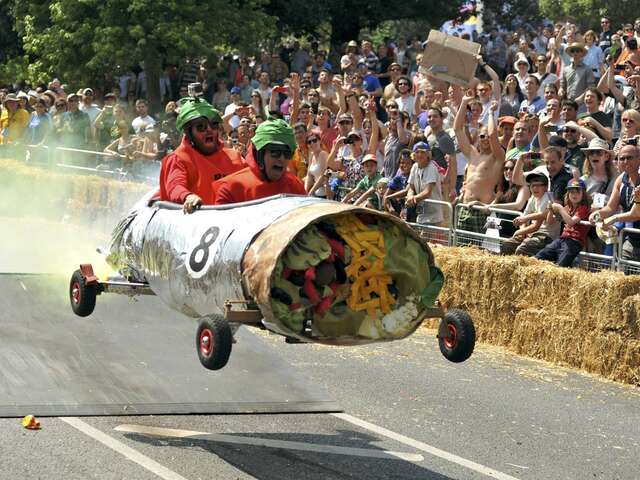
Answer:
[{"xmin": 519, "ymin": 96, "xmax": 545, "ymax": 115}]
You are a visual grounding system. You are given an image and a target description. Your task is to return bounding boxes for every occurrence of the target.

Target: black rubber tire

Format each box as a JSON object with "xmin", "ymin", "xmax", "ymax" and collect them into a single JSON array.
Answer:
[
  {"xmin": 69, "ymin": 269, "xmax": 97, "ymax": 317},
  {"xmin": 438, "ymin": 309, "xmax": 475, "ymax": 363},
  {"xmin": 196, "ymin": 315, "xmax": 232, "ymax": 370}
]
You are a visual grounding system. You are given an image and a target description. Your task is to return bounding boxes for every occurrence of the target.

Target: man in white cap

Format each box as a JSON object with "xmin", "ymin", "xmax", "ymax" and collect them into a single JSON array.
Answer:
[
  {"xmin": 79, "ymin": 88, "xmax": 102, "ymax": 126},
  {"xmin": 0, "ymin": 93, "xmax": 29, "ymax": 144},
  {"xmin": 559, "ymin": 43, "xmax": 595, "ymax": 101}
]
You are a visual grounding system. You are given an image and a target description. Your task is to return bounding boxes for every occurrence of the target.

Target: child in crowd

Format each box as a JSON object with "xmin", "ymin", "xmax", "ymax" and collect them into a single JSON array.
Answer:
[
  {"xmin": 501, "ymin": 171, "xmax": 560, "ymax": 256},
  {"xmin": 535, "ymin": 179, "xmax": 592, "ymax": 267},
  {"xmin": 341, "ymin": 154, "xmax": 382, "ymax": 208},
  {"xmin": 405, "ymin": 141, "xmax": 444, "ymax": 226},
  {"xmin": 383, "ymin": 149, "xmax": 413, "ymax": 217}
]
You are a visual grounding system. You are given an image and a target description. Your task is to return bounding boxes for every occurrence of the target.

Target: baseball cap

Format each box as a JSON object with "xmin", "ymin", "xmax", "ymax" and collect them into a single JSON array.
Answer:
[
  {"xmin": 82, "ymin": 88, "xmax": 94, "ymax": 96},
  {"xmin": 67, "ymin": 92, "xmax": 80, "ymax": 101},
  {"xmin": 347, "ymin": 129, "xmax": 362, "ymax": 139},
  {"xmin": 498, "ymin": 116, "xmax": 518, "ymax": 126},
  {"xmin": 230, "ymin": 86, "xmax": 241, "ymax": 94},
  {"xmin": 524, "ymin": 169, "xmax": 549, "ymax": 185},
  {"xmin": 566, "ymin": 178, "xmax": 586, "ymax": 190},
  {"xmin": 548, "ymin": 135, "xmax": 568, "ymax": 148},
  {"xmin": 362, "ymin": 153, "xmax": 377, "ymax": 164},
  {"xmin": 412, "ymin": 141, "xmax": 430, "ymax": 152}
]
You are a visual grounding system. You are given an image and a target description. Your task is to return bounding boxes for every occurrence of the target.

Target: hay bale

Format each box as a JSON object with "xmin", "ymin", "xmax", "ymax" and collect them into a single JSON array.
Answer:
[
  {"xmin": 432, "ymin": 246, "xmax": 640, "ymax": 386},
  {"xmin": 509, "ymin": 308, "xmax": 585, "ymax": 367},
  {"xmin": 0, "ymin": 159, "xmax": 149, "ymax": 223}
]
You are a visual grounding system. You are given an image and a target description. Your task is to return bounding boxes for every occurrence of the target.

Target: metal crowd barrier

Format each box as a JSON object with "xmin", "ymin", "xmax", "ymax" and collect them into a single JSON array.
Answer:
[
  {"xmin": 14, "ymin": 143, "xmax": 158, "ymax": 184},
  {"xmin": 617, "ymin": 227, "xmax": 640, "ymax": 275},
  {"xmin": 3, "ymin": 146, "xmax": 637, "ymax": 274}
]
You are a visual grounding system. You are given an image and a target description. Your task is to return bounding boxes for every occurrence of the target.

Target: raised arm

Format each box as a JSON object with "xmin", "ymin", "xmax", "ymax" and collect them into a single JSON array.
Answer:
[
  {"xmin": 289, "ymin": 73, "xmax": 300, "ymax": 125},
  {"xmin": 366, "ymin": 105, "xmax": 380, "ymax": 155},
  {"xmin": 454, "ymin": 93, "xmax": 474, "ymax": 158},
  {"xmin": 488, "ymin": 100, "xmax": 504, "ymax": 162}
]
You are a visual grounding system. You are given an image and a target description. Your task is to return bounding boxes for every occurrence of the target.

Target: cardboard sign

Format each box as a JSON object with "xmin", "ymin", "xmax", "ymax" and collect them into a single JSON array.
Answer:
[{"xmin": 420, "ymin": 30, "xmax": 481, "ymax": 86}]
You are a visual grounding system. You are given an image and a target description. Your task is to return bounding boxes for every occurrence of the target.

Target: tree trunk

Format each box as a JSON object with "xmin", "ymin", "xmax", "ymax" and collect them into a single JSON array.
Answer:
[
  {"xmin": 145, "ymin": 54, "xmax": 162, "ymax": 115},
  {"xmin": 329, "ymin": 13, "xmax": 361, "ymax": 72}
]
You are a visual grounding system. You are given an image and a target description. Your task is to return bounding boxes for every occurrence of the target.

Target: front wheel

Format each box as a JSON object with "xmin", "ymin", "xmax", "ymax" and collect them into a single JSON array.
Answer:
[
  {"xmin": 196, "ymin": 315, "xmax": 232, "ymax": 370},
  {"xmin": 438, "ymin": 309, "xmax": 475, "ymax": 363},
  {"xmin": 69, "ymin": 270, "xmax": 97, "ymax": 317}
]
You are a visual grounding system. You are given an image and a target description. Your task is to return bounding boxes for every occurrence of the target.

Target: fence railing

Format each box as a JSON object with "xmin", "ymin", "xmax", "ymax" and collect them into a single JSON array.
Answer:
[
  {"xmin": 4, "ymin": 146, "xmax": 638, "ymax": 274},
  {"xmin": 5, "ymin": 143, "xmax": 159, "ymax": 184},
  {"xmin": 413, "ymin": 200, "xmax": 630, "ymax": 273}
]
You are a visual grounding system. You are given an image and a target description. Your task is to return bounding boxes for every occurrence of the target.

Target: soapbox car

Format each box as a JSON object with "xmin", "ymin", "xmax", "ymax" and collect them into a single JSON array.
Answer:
[{"xmin": 69, "ymin": 194, "xmax": 475, "ymax": 371}]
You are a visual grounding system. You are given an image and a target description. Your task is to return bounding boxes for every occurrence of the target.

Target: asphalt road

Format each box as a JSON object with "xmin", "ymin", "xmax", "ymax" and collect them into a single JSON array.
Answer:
[
  {"xmin": 1, "ymin": 217, "xmax": 639, "ymax": 480},
  {"xmin": 2, "ymin": 327, "xmax": 638, "ymax": 480}
]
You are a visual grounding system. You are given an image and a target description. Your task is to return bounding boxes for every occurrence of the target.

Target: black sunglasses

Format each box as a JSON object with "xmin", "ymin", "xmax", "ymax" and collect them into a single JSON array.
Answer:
[
  {"xmin": 193, "ymin": 121, "xmax": 220, "ymax": 132},
  {"xmin": 267, "ymin": 149, "xmax": 293, "ymax": 160}
]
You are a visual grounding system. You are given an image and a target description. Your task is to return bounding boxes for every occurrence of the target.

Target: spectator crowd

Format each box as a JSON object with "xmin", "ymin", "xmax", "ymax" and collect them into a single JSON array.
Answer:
[{"xmin": 2, "ymin": 15, "xmax": 640, "ymax": 268}]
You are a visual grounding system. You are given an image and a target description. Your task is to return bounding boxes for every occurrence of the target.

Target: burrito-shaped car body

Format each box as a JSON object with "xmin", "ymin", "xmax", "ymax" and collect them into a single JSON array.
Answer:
[{"xmin": 106, "ymin": 194, "xmax": 446, "ymax": 345}]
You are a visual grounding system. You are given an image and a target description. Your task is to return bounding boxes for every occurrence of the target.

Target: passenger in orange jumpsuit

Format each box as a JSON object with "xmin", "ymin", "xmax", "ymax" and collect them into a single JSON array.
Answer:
[{"xmin": 213, "ymin": 119, "xmax": 305, "ymax": 204}]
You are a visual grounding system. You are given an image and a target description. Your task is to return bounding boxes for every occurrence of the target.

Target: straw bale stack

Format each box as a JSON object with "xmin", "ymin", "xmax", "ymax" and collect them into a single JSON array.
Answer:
[
  {"xmin": 432, "ymin": 245, "xmax": 640, "ymax": 385},
  {"xmin": 0, "ymin": 159, "xmax": 149, "ymax": 221}
]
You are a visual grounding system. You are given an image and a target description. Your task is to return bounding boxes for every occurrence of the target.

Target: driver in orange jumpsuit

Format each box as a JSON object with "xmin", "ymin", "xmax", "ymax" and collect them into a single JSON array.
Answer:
[{"xmin": 159, "ymin": 97, "xmax": 244, "ymax": 213}]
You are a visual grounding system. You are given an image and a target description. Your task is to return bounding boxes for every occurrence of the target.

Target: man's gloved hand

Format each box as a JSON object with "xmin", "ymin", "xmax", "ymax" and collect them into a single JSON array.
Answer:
[{"xmin": 183, "ymin": 193, "xmax": 203, "ymax": 214}]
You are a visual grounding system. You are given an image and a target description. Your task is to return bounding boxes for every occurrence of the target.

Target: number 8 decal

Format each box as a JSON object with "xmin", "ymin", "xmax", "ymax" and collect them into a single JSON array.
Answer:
[{"xmin": 187, "ymin": 226, "xmax": 220, "ymax": 278}]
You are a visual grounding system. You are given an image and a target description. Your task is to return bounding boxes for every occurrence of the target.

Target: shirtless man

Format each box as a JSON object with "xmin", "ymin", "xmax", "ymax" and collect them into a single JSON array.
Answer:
[
  {"xmin": 382, "ymin": 62, "xmax": 403, "ymax": 108},
  {"xmin": 454, "ymin": 96, "xmax": 506, "ymax": 233},
  {"xmin": 317, "ymin": 69, "xmax": 338, "ymax": 113}
]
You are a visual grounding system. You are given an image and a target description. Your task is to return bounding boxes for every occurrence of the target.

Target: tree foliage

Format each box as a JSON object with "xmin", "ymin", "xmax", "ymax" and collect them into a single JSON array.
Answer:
[
  {"xmin": 539, "ymin": 0, "xmax": 640, "ymax": 32},
  {"xmin": 9, "ymin": 0, "xmax": 274, "ymax": 105},
  {"xmin": 481, "ymin": 0, "xmax": 542, "ymax": 30},
  {"xmin": 264, "ymin": 0, "xmax": 464, "ymax": 51}
]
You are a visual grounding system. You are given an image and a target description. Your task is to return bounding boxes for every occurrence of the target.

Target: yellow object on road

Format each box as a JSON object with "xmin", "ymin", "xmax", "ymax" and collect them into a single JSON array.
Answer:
[{"xmin": 22, "ymin": 415, "xmax": 41, "ymax": 430}]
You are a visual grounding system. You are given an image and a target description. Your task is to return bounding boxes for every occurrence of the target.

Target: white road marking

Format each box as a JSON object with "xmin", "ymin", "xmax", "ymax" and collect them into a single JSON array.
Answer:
[
  {"xmin": 505, "ymin": 463, "xmax": 529, "ymax": 469},
  {"xmin": 114, "ymin": 423, "xmax": 424, "ymax": 462},
  {"xmin": 19, "ymin": 281, "xmax": 27, "ymax": 291},
  {"xmin": 332, "ymin": 413, "xmax": 522, "ymax": 480},
  {"xmin": 59, "ymin": 417, "xmax": 189, "ymax": 480}
]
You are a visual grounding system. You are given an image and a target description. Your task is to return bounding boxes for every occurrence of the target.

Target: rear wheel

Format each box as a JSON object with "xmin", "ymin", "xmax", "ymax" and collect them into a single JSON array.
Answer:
[
  {"xmin": 438, "ymin": 309, "xmax": 475, "ymax": 363},
  {"xmin": 69, "ymin": 270, "xmax": 97, "ymax": 317},
  {"xmin": 196, "ymin": 315, "xmax": 232, "ymax": 370}
]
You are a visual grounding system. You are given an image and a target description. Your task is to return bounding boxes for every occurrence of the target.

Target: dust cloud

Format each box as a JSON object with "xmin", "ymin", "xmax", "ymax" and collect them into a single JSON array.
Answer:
[{"xmin": 0, "ymin": 156, "xmax": 151, "ymax": 278}]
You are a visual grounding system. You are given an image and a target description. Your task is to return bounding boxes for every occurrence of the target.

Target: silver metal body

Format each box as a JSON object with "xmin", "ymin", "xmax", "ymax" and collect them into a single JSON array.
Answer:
[{"xmin": 108, "ymin": 193, "xmax": 329, "ymax": 319}]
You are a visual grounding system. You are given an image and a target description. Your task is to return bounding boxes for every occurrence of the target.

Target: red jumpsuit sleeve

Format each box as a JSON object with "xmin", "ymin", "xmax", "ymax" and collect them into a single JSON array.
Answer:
[
  {"xmin": 213, "ymin": 179, "xmax": 234, "ymax": 205},
  {"xmin": 289, "ymin": 175, "xmax": 306, "ymax": 195},
  {"xmin": 164, "ymin": 157, "xmax": 195, "ymax": 204}
]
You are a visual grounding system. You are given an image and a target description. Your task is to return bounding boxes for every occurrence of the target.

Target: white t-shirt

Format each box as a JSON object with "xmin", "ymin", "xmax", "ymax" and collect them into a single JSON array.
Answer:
[
  {"xmin": 523, "ymin": 193, "xmax": 560, "ymax": 238},
  {"xmin": 396, "ymin": 95, "xmax": 416, "ymax": 121},
  {"xmin": 408, "ymin": 161, "xmax": 443, "ymax": 224},
  {"xmin": 79, "ymin": 104, "xmax": 102, "ymax": 125},
  {"xmin": 224, "ymin": 103, "xmax": 241, "ymax": 129},
  {"xmin": 131, "ymin": 115, "xmax": 156, "ymax": 134}
]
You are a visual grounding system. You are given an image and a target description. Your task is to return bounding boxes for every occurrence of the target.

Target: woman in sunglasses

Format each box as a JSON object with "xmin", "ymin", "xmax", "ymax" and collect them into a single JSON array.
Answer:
[{"xmin": 305, "ymin": 130, "xmax": 329, "ymax": 198}]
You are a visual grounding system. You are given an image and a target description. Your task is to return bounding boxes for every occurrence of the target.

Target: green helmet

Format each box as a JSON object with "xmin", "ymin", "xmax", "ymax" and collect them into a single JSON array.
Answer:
[
  {"xmin": 175, "ymin": 97, "xmax": 222, "ymax": 132},
  {"xmin": 251, "ymin": 118, "xmax": 297, "ymax": 152}
]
